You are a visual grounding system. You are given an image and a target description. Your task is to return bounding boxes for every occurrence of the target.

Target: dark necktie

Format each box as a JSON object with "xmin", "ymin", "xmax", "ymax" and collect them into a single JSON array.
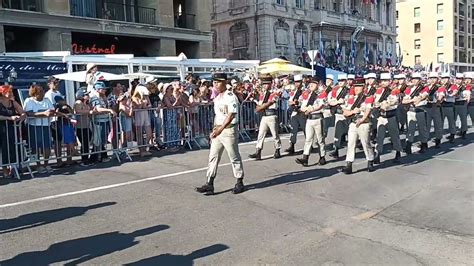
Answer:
[
  {"xmin": 307, "ymin": 92, "xmax": 317, "ymax": 106},
  {"xmin": 293, "ymin": 90, "xmax": 302, "ymax": 101},
  {"xmin": 263, "ymin": 91, "xmax": 271, "ymax": 103}
]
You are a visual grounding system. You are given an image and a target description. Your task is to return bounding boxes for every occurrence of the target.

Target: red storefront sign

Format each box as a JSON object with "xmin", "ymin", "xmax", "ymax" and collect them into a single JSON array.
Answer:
[{"xmin": 72, "ymin": 43, "xmax": 116, "ymax": 54}]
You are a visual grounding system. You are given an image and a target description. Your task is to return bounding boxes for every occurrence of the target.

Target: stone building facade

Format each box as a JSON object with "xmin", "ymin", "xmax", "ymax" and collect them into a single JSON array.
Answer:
[{"xmin": 211, "ymin": 0, "xmax": 397, "ymax": 66}]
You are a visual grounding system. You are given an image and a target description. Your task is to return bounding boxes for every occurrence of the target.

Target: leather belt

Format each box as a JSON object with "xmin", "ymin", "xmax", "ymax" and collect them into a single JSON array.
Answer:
[
  {"xmin": 380, "ymin": 109, "xmax": 397, "ymax": 118},
  {"xmin": 442, "ymin": 102, "xmax": 454, "ymax": 107},
  {"xmin": 349, "ymin": 115, "xmax": 369, "ymax": 124},
  {"xmin": 307, "ymin": 113, "xmax": 323, "ymax": 120},
  {"xmin": 454, "ymin": 101, "xmax": 467, "ymax": 105},
  {"xmin": 214, "ymin": 124, "xmax": 236, "ymax": 129},
  {"xmin": 263, "ymin": 109, "xmax": 277, "ymax": 116},
  {"xmin": 409, "ymin": 106, "xmax": 426, "ymax": 112}
]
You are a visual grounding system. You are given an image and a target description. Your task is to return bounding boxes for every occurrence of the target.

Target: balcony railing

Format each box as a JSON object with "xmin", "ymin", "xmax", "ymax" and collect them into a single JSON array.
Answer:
[
  {"xmin": 3, "ymin": 0, "xmax": 43, "ymax": 12},
  {"xmin": 70, "ymin": 0, "xmax": 156, "ymax": 25},
  {"xmin": 175, "ymin": 13, "xmax": 195, "ymax": 29}
]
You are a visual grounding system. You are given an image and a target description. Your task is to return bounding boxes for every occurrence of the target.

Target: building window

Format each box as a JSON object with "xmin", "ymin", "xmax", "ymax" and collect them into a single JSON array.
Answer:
[
  {"xmin": 459, "ymin": 3, "xmax": 465, "ymax": 16},
  {"xmin": 437, "ymin": 53, "xmax": 444, "ymax": 63},
  {"xmin": 414, "ymin": 7, "xmax": 420, "ymax": 17},
  {"xmin": 459, "ymin": 19, "xmax": 465, "ymax": 32},
  {"xmin": 414, "ymin": 39, "xmax": 421, "ymax": 49},
  {"xmin": 229, "ymin": 22, "xmax": 250, "ymax": 59},
  {"xmin": 437, "ymin": 20, "xmax": 444, "ymax": 30},
  {"xmin": 415, "ymin": 55, "xmax": 421, "ymax": 65},
  {"xmin": 455, "ymin": 33, "xmax": 458, "ymax": 46},
  {"xmin": 314, "ymin": 0, "xmax": 321, "ymax": 9},
  {"xmin": 295, "ymin": 0, "xmax": 304, "ymax": 9},
  {"xmin": 349, "ymin": 0, "xmax": 356, "ymax": 10},
  {"xmin": 414, "ymin": 23, "xmax": 421, "ymax": 33},
  {"xmin": 276, "ymin": 0, "xmax": 285, "ymax": 5},
  {"xmin": 437, "ymin": 37, "xmax": 444, "ymax": 47},
  {"xmin": 332, "ymin": 0, "xmax": 340, "ymax": 12},
  {"xmin": 396, "ymin": 26, "xmax": 399, "ymax": 34},
  {"xmin": 437, "ymin": 4, "xmax": 443, "ymax": 14},
  {"xmin": 459, "ymin": 36, "xmax": 465, "ymax": 48},
  {"xmin": 396, "ymin": 10, "xmax": 398, "ymax": 19},
  {"xmin": 274, "ymin": 19, "xmax": 290, "ymax": 56}
]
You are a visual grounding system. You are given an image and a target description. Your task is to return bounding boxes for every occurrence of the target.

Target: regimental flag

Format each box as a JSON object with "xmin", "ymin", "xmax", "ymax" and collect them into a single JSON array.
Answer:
[
  {"xmin": 396, "ymin": 44, "xmax": 403, "ymax": 67},
  {"xmin": 335, "ymin": 33, "xmax": 342, "ymax": 65},
  {"xmin": 349, "ymin": 37, "xmax": 356, "ymax": 67},
  {"xmin": 376, "ymin": 49, "xmax": 382, "ymax": 66},
  {"xmin": 386, "ymin": 51, "xmax": 392, "ymax": 66},
  {"xmin": 364, "ymin": 37, "xmax": 370, "ymax": 64},
  {"xmin": 319, "ymin": 31, "xmax": 325, "ymax": 65}
]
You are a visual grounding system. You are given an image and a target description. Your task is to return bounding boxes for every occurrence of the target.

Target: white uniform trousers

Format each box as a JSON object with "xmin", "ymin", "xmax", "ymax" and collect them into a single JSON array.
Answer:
[
  {"xmin": 333, "ymin": 113, "xmax": 348, "ymax": 149},
  {"xmin": 346, "ymin": 122, "xmax": 374, "ymax": 162},
  {"xmin": 256, "ymin": 115, "xmax": 281, "ymax": 150},
  {"xmin": 303, "ymin": 117, "xmax": 326, "ymax": 156},
  {"xmin": 375, "ymin": 115, "xmax": 402, "ymax": 155},
  {"xmin": 206, "ymin": 126, "xmax": 244, "ymax": 181},
  {"xmin": 426, "ymin": 106, "xmax": 444, "ymax": 140},
  {"xmin": 454, "ymin": 103, "xmax": 468, "ymax": 132},
  {"xmin": 407, "ymin": 109, "xmax": 429, "ymax": 143},
  {"xmin": 468, "ymin": 104, "xmax": 474, "ymax": 126}
]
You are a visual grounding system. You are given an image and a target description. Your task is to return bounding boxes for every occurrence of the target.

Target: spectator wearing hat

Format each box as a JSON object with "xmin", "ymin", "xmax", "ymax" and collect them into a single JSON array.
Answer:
[
  {"xmin": 285, "ymin": 74, "xmax": 306, "ymax": 155},
  {"xmin": 45, "ymin": 76, "xmax": 65, "ymax": 167},
  {"xmin": 425, "ymin": 72, "xmax": 444, "ymax": 148},
  {"xmin": 0, "ymin": 85, "xmax": 26, "ymax": 177},
  {"xmin": 341, "ymin": 78, "xmax": 376, "ymax": 174},
  {"xmin": 438, "ymin": 73, "xmax": 457, "ymax": 143},
  {"xmin": 74, "ymin": 88, "xmax": 94, "ymax": 166},
  {"xmin": 327, "ymin": 74, "xmax": 350, "ymax": 159},
  {"xmin": 249, "ymin": 74, "xmax": 282, "ymax": 160},
  {"xmin": 295, "ymin": 77, "xmax": 327, "ymax": 167},
  {"xmin": 85, "ymin": 63, "xmax": 98, "ymax": 93},
  {"xmin": 454, "ymin": 73, "xmax": 470, "ymax": 139},
  {"xmin": 195, "ymin": 72, "xmax": 245, "ymax": 195},
  {"xmin": 373, "ymin": 72, "xmax": 402, "ymax": 164},
  {"xmin": 23, "ymin": 84, "xmax": 55, "ymax": 174},
  {"xmin": 464, "ymin": 72, "xmax": 474, "ymax": 124},
  {"xmin": 402, "ymin": 72, "xmax": 430, "ymax": 154},
  {"xmin": 132, "ymin": 85, "xmax": 152, "ymax": 157},
  {"xmin": 89, "ymin": 81, "xmax": 115, "ymax": 163}
]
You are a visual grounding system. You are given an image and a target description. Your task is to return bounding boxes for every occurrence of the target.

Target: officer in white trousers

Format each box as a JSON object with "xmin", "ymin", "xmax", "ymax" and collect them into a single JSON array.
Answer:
[
  {"xmin": 249, "ymin": 74, "xmax": 282, "ymax": 160},
  {"xmin": 373, "ymin": 72, "xmax": 403, "ymax": 164},
  {"xmin": 196, "ymin": 73, "xmax": 245, "ymax": 195},
  {"xmin": 295, "ymin": 77, "xmax": 327, "ymax": 167},
  {"xmin": 341, "ymin": 78, "xmax": 375, "ymax": 174},
  {"xmin": 285, "ymin": 74, "xmax": 306, "ymax": 154},
  {"xmin": 454, "ymin": 73, "xmax": 470, "ymax": 139}
]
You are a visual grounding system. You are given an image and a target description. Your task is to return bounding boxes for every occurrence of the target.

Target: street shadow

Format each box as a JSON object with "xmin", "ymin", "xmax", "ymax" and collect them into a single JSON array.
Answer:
[
  {"xmin": 0, "ymin": 202, "xmax": 116, "ymax": 234},
  {"xmin": 126, "ymin": 243, "xmax": 229, "ymax": 266},
  {"xmin": 0, "ymin": 224, "xmax": 170, "ymax": 265}
]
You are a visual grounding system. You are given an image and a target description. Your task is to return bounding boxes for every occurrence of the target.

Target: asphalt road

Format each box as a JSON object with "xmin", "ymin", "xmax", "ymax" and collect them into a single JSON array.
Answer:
[{"xmin": 1, "ymin": 128, "xmax": 473, "ymax": 265}]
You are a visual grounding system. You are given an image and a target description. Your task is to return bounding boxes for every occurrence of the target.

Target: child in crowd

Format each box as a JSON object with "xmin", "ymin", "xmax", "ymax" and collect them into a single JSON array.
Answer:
[{"xmin": 54, "ymin": 96, "xmax": 77, "ymax": 165}]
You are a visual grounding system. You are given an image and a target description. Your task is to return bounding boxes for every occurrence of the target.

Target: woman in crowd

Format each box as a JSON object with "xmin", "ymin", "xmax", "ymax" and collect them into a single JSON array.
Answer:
[
  {"xmin": 23, "ymin": 84, "xmax": 55, "ymax": 174},
  {"xmin": 0, "ymin": 85, "xmax": 26, "ymax": 178},
  {"xmin": 74, "ymin": 89, "xmax": 94, "ymax": 166},
  {"xmin": 85, "ymin": 63, "xmax": 98, "ymax": 93},
  {"xmin": 161, "ymin": 83, "xmax": 181, "ymax": 147},
  {"xmin": 147, "ymin": 82, "xmax": 165, "ymax": 149},
  {"xmin": 118, "ymin": 92, "xmax": 133, "ymax": 151},
  {"xmin": 132, "ymin": 85, "xmax": 152, "ymax": 157}
]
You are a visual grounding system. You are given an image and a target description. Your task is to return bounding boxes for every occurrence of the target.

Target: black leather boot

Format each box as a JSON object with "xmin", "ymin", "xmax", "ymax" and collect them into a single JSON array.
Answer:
[
  {"xmin": 419, "ymin": 142, "xmax": 427, "ymax": 153},
  {"xmin": 232, "ymin": 178, "xmax": 245, "ymax": 194},
  {"xmin": 434, "ymin": 138, "xmax": 441, "ymax": 148},
  {"xmin": 341, "ymin": 162, "xmax": 352, "ymax": 174},
  {"xmin": 195, "ymin": 182, "xmax": 214, "ymax": 196},
  {"xmin": 448, "ymin": 134, "xmax": 455, "ymax": 143},
  {"xmin": 330, "ymin": 148, "xmax": 339, "ymax": 159},
  {"xmin": 295, "ymin": 155, "xmax": 309, "ymax": 167},
  {"xmin": 405, "ymin": 141, "xmax": 412, "ymax": 155},
  {"xmin": 461, "ymin": 131, "xmax": 467, "ymax": 139},
  {"xmin": 249, "ymin": 149, "xmax": 262, "ymax": 160},
  {"xmin": 284, "ymin": 144, "xmax": 295, "ymax": 155},
  {"xmin": 373, "ymin": 154, "xmax": 381, "ymax": 164},
  {"xmin": 394, "ymin": 151, "xmax": 401, "ymax": 163},
  {"xmin": 319, "ymin": 156, "xmax": 326, "ymax": 165},
  {"xmin": 367, "ymin": 160, "xmax": 375, "ymax": 172},
  {"xmin": 274, "ymin": 149, "xmax": 281, "ymax": 159}
]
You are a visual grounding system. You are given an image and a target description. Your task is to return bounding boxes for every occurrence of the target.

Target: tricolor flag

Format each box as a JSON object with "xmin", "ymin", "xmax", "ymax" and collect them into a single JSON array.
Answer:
[
  {"xmin": 349, "ymin": 37, "xmax": 356, "ymax": 67},
  {"xmin": 335, "ymin": 33, "xmax": 342, "ymax": 65},
  {"xmin": 364, "ymin": 37, "xmax": 370, "ymax": 64},
  {"xmin": 319, "ymin": 31, "xmax": 325, "ymax": 65},
  {"xmin": 386, "ymin": 51, "xmax": 392, "ymax": 66}
]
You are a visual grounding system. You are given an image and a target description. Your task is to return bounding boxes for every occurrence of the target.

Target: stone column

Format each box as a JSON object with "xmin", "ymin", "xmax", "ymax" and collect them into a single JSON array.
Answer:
[
  {"xmin": 0, "ymin": 25, "xmax": 5, "ymax": 53},
  {"xmin": 158, "ymin": 39, "xmax": 176, "ymax": 56},
  {"xmin": 157, "ymin": 0, "xmax": 174, "ymax": 27},
  {"xmin": 199, "ymin": 41, "xmax": 212, "ymax": 58}
]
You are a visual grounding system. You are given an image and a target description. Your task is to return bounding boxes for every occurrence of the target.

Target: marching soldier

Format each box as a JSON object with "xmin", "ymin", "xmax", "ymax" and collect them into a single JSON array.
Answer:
[
  {"xmin": 394, "ymin": 73, "xmax": 408, "ymax": 132},
  {"xmin": 425, "ymin": 72, "xmax": 444, "ymax": 148},
  {"xmin": 295, "ymin": 77, "xmax": 327, "ymax": 167},
  {"xmin": 285, "ymin": 74, "xmax": 306, "ymax": 154},
  {"xmin": 454, "ymin": 73, "xmax": 470, "ymax": 139},
  {"xmin": 373, "ymin": 72, "xmax": 402, "ymax": 164},
  {"xmin": 439, "ymin": 73, "xmax": 457, "ymax": 143},
  {"xmin": 322, "ymin": 74, "xmax": 335, "ymax": 139},
  {"xmin": 402, "ymin": 72, "xmax": 429, "ymax": 154},
  {"xmin": 249, "ymin": 74, "xmax": 282, "ymax": 160},
  {"xmin": 328, "ymin": 74, "xmax": 350, "ymax": 159},
  {"xmin": 341, "ymin": 78, "xmax": 375, "ymax": 174},
  {"xmin": 465, "ymin": 73, "xmax": 474, "ymax": 124},
  {"xmin": 365, "ymin": 73, "xmax": 379, "ymax": 141},
  {"xmin": 195, "ymin": 73, "xmax": 245, "ymax": 195}
]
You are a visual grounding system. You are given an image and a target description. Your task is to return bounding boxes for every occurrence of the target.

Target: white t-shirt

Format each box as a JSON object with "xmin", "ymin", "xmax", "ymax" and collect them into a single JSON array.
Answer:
[
  {"xmin": 213, "ymin": 91, "xmax": 239, "ymax": 126},
  {"xmin": 45, "ymin": 89, "xmax": 63, "ymax": 122},
  {"xmin": 24, "ymin": 97, "xmax": 54, "ymax": 126}
]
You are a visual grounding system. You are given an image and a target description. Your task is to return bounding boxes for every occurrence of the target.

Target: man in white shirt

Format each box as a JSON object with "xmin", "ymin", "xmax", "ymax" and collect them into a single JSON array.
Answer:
[
  {"xmin": 195, "ymin": 73, "xmax": 245, "ymax": 195},
  {"xmin": 44, "ymin": 76, "xmax": 65, "ymax": 167}
]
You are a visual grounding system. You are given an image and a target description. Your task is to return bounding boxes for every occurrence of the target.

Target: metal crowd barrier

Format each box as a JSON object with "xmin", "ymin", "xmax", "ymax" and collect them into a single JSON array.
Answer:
[{"xmin": 239, "ymin": 100, "xmax": 260, "ymax": 141}]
